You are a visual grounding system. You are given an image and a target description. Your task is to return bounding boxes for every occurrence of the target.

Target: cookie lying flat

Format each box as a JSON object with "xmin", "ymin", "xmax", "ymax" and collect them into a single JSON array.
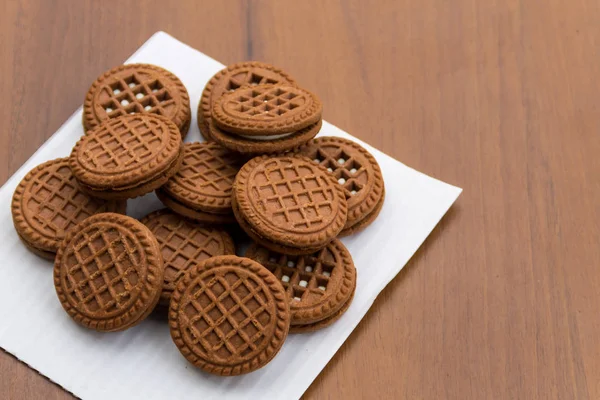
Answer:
[
  {"xmin": 83, "ymin": 63, "xmax": 191, "ymax": 137},
  {"xmin": 70, "ymin": 114, "xmax": 183, "ymax": 200},
  {"xmin": 210, "ymin": 84, "xmax": 322, "ymax": 155},
  {"xmin": 140, "ymin": 209, "xmax": 235, "ymax": 307},
  {"xmin": 232, "ymin": 155, "xmax": 347, "ymax": 254},
  {"xmin": 157, "ymin": 142, "xmax": 242, "ymax": 223},
  {"xmin": 199, "ymin": 62, "xmax": 297, "ymax": 141},
  {"xmin": 296, "ymin": 137, "xmax": 385, "ymax": 235},
  {"xmin": 169, "ymin": 255, "xmax": 290, "ymax": 376},
  {"xmin": 245, "ymin": 239, "xmax": 356, "ymax": 330},
  {"xmin": 54, "ymin": 213, "xmax": 163, "ymax": 332},
  {"xmin": 11, "ymin": 158, "xmax": 126, "ymax": 259}
]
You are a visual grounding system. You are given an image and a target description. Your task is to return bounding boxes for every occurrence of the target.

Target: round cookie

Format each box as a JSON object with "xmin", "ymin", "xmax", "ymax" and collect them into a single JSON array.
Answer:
[
  {"xmin": 169, "ymin": 255, "xmax": 290, "ymax": 376},
  {"xmin": 199, "ymin": 62, "xmax": 297, "ymax": 140},
  {"xmin": 54, "ymin": 213, "xmax": 163, "ymax": 332},
  {"xmin": 232, "ymin": 155, "xmax": 347, "ymax": 255},
  {"xmin": 212, "ymin": 84, "xmax": 322, "ymax": 136},
  {"xmin": 11, "ymin": 158, "xmax": 126, "ymax": 259},
  {"xmin": 140, "ymin": 209, "xmax": 235, "ymax": 306},
  {"xmin": 83, "ymin": 63, "xmax": 191, "ymax": 137},
  {"xmin": 159, "ymin": 142, "xmax": 242, "ymax": 216},
  {"xmin": 210, "ymin": 119, "xmax": 321, "ymax": 155},
  {"xmin": 70, "ymin": 114, "xmax": 183, "ymax": 200},
  {"xmin": 296, "ymin": 137, "xmax": 385, "ymax": 232},
  {"xmin": 245, "ymin": 239, "xmax": 356, "ymax": 327}
]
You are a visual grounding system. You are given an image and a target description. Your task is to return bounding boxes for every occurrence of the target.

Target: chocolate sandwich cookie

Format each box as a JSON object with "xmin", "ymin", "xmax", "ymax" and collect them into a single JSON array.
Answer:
[
  {"xmin": 297, "ymin": 137, "xmax": 385, "ymax": 236},
  {"xmin": 169, "ymin": 255, "xmax": 290, "ymax": 375},
  {"xmin": 54, "ymin": 213, "xmax": 163, "ymax": 332},
  {"xmin": 199, "ymin": 62, "xmax": 297, "ymax": 141},
  {"xmin": 157, "ymin": 142, "xmax": 242, "ymax": 223},
  {"xmin": 140, "ymin": 209, "xmax": 235, "ymax": 306},
  {"xmin": 83, "ymin": 63, "xmax": 191, "ymax": 137},
  {"xmin": 70, "ymin": 114, "xmax": 183, "ymax": 200},
  {"xmin": 209, "ymin": 84, "xmax": 322, "ymax": 154},
  {"xmin": 232, "ymin": 155, "xmax": 347, "ymax": 254},
  {"xmin": 245, "ymin": 239, "xmax": 356, "ymax": 331},
  {"xmin": 11, "ymin": 158, "xmax": 126, "ymax": 259}
]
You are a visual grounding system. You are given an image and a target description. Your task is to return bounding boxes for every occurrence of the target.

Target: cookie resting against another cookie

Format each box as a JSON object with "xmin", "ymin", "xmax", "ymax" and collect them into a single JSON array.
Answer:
[
  {"xmin": 169, "ymin": 255, "xmax": 290, "ymax": 376},
  {"xmin": 199, "ymin": 61, "xmax": 298, "ymax": 141},
  {"xmin": 70, "ymin": 114, "xmax": 183, "ymax": 200},
  {"xmin": 232, "ymin": 155, "xmax": 348, "ymax": 255},
  {"xmin": 11, "ymin": 158, "xmax": 126, "ymax": 260},
  {"xmin": 83, "ymin": 63, "xmax": 191, "ymax": 138},
  {"xmin": 53, "ymin": 213, "xmax": 164, "ymax": 332},
  {"xmin": 246, "ymin": 239, "xmax": 356, "ymax": 332}
]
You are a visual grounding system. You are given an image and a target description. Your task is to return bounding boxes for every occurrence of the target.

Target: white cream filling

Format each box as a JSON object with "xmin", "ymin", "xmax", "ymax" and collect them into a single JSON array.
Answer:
[{"xmin": 235, "ymin": 131, "xmax": 297, "ymax": 141}]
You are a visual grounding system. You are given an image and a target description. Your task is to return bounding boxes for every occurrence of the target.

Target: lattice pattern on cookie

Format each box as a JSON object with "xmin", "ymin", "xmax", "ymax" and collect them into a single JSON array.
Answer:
[
  {"xmin": 151, "ymin": 219, "xmax": 230, "ymax": 287},
  {"xmin": 181, "ymin": 271, "xmax": 272, "ymax": 361},
  {"xmin": 310, "ymin": 147, "xmax": 366, "ymax": 199},
  {"xmin": 63, "ymin": 225, "xmax": 142, "ymax": 315},
  {"xmin": 175, "ymin": 145, "xmax": 239, "ymax": 196},
  {"xmin": 226, "ymin": 86, "xmax": 305, "ymax": 118},
  {"xmin": 82, "ymin": 116, "xmax": 164, "ymax": 170},
  {"xmin": 100, "ymin": 72, "xmax": 176, "ymax": 118},
  {"xmin": 253, "ymin": 159, "xmax": 336, "ymax": 229},
  {"xmin": 261, "ymin": 247, "xmax": 336, "ymax": 303},
  {"xmin": 24, "ymin": 160, "xmax": 121, "ymax": 239},
  {"xmin": 225, "ymin": 70, "xmax": 282, "ymax": 93}
]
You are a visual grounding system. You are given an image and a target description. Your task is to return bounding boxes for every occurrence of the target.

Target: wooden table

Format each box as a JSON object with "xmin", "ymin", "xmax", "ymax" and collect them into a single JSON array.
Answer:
[{"xmin": 1, "ymin": 1, "xmax": 599, "ymax": 398}]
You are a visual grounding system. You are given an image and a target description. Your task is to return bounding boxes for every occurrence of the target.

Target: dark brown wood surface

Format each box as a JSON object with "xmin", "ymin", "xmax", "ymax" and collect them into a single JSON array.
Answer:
[{"xmin": 1, "ymin": 0, "xmax": 599, "ymax": 398}]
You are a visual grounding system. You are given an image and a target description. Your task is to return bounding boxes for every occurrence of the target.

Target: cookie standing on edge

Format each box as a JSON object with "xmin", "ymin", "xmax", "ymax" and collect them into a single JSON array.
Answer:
[
  {"xmin": 199, "ymin": 61, "xmax": 297, "ymax": 141},
  {"xmin": 54, "ymin": 213, "xmax": 164, "ymax": 332},
  {"xmin": 157, "ymin": 142, "xmax": 242, "ymax": 223},
  {"xmin": 140, "ymin": 209, "xmax": 236, "ymax": 307},
  {"xmin": 232, "ymin": 155, "xmax": 348, "ymax": 255},
  {"xmin": 297, "ymin": 137, "xmax": 385, "ymax": 236},
  {"xmin": 70, "ymin": 114, "xmax": 183, "ymax": 200},
  {"xmin": 83, "ymin": 63, "xmax": 191, "ymax": 138},
  {"xmin": 11, "ymin": 158, "xmax": 126, "ymax": 260},
  {"xmin": 245, "ymin": 239, "xmax": 356, "ymax": 332},
  {"xmin": 169, "ymin": 255, "xmax": 290, "ymax": 376}
]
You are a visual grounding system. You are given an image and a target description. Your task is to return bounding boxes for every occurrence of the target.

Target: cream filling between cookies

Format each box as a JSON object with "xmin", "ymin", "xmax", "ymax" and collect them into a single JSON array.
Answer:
[{"xmin": 234, "ymin": 131, "xmax": 297, "ymax": 141}]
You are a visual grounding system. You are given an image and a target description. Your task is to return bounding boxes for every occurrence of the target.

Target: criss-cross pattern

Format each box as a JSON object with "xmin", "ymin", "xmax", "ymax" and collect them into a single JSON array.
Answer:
[
  {"xmin": 226, "ymin": 86, "xmax": 306, "ymax": 118},
  {"xmin": 173, "ymin": 144, "xmax": 239, "ymax": 196},
  {"xmin": 64, "ymin": 225, "xmax": 142, "ymax": 316},
  {"xmin": 182, "ymin": 271, "xmax": 273, "ymax": 362},
  {"xmin": 257, "ymin": 246, "xmax": 336, "ymax": 304},
  {"xmin": 82, "ymin": 116, "xmax": 164, "ymax": 170},
  {"xmin": 100, "ymin": 71, "xmax": 176, "ymax": 119},
  {"xmin": 27, "ymin": 160, "xmax": 116, "ymax": 237},
  {"xmin": 150, "ymin": 217, "xmax": 229, "ymax": 288},
  {"xmin": 308, "ymin": 146, "xmax": 367, "ymax": 199},
  {"xmin": 252, "ymin": 159, "xmax": 336, "ymax": 230},
  {"xmin": 224, "ymin": 70, "xmax": 282, "ymax": 93}
]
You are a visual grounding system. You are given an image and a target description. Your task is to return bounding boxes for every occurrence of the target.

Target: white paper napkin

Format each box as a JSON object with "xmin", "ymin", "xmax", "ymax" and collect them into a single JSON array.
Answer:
[{"xmin": 0, "ymin": 32, "xmax": 462, "ymax": 400}]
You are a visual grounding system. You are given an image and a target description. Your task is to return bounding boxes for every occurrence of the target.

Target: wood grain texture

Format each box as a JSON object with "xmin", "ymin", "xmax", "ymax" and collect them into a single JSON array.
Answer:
[{"xmin": 1, "ymin": 0, "xmax": 599, "ymax": 399}]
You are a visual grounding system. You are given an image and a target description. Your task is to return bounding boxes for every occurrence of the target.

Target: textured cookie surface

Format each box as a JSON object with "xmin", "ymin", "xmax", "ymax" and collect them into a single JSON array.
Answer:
[
  {"xmin": 160, "ymin": 142, "xmax": 242, "ymax": 214},
  {"xmin": 212, "ymin": 84, "xmax": 322, "ymax": 136},
  {"xmin": 199, "ymin": 62, "xmax": 297, "ymax": 139},
  {"xmin": 83, "ymin": 63, "xmax": 191, "ymax": 136},
  {"xmin": 169, "ymin": 255, "xmax": 290, "ymax": 375},
  {"xmin": 11, "ymin": 158, "xmax": 126, "ymax": 254},
  {"xmin": 54, "ymin": 213, "xmax": 163, "ymax": 332},
  {"xmin": 140, "ymin": 209, "xmax": 235, "ymax": 306},
  {"xmin": 245, "ymin": 239, "xmax": 355, "ymax": 326},
  {"xmin": 297, "ymin": 137, "xmax": 384, "ymax": 230},
  {"xmin": 289, "ymin": 283, "xmax": 355, "ymax": 333},
  {"xmin": 70, "ymin": 114, "xmax": 182, "ymax": 195},
  {"xmin": 233, "ymin": 155, "xmax": 347, "ymax": 251}
]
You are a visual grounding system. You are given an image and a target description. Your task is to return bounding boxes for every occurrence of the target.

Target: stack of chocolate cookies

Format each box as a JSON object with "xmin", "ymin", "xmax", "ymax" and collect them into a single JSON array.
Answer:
[{"xmin": 10, "ymin": 61, "xmax": 385, "ymax": 376}]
